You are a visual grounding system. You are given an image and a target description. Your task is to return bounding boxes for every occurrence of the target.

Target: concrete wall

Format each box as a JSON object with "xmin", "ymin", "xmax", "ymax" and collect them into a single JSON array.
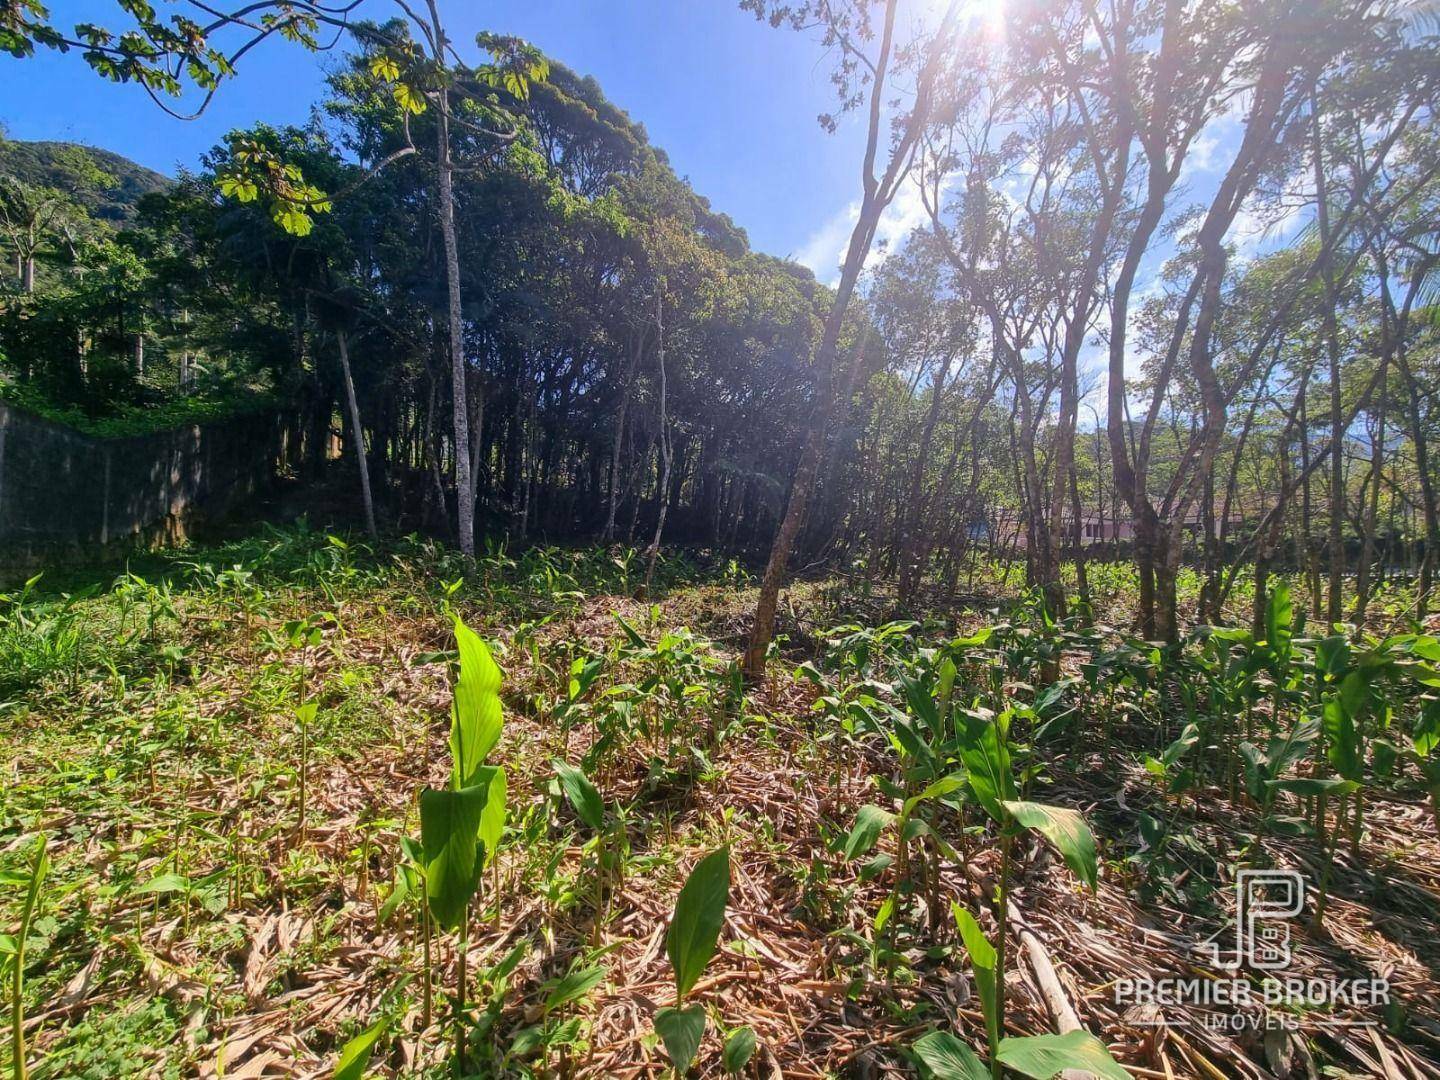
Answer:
[{"xmin": 0, "ymin": 401, "xmax": 301, "ymax": 581}]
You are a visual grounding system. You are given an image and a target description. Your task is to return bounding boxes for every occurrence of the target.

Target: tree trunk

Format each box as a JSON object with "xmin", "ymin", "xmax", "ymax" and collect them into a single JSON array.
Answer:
[
  {"xmin": 1312, "ymin": 104, "xmax": 1345, "ymax": 626},
  {"xmin": 897, "ymin": 350, "xmax": 955, "ymax": 610},
  {"xmin": 604, "ymin": 324, "xmax": 645, "ymax": 542},
  {"xmin": 644, "ymin": 292, "xmax": 671, "ymax": 595},
  {"xmin": 429, "ymin": 3, "xmax": 474, "ymax": 557},
  {"xmin": 336, "ymin": 328, "xmax": 378, "ymax": 540}
]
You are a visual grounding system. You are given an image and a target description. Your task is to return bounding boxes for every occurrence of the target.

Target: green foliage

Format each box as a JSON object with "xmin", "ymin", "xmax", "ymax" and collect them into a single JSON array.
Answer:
[
  {"xmin": 451, "ymin": 618, "xmax": 504, "ymax": 788},
  {"xmin": 665, "ymin": 846, "xmax": 731, "ymax": 1001},
  {"xmin": 653, "ymin": 1004, "xmax": 706, "ymax": 1074},
  {"xmin": 1001, "ymin": 801, "xmax": 1099, "ymax": 890},
  {"xmin": 331, "ymin": 1017, "xmax": 387, "ymax": 1080},
  {"xmin": 419, "ymin": 778, "xmax": 494, "ymax": 931},
  {"xmin": 994, "ymin": 1031, "xmax": 1132, "ymax": 1080},
  {"xmin": 553, "ymin": 758, "xmax": 605, "ymax": 832},
  {"xmin": 722, "ymin": 1025, "xmax": 757, "ymax": 1073},
  {"xmin": 913, "ymin": 1030, "xmax": 989, "ymax": 1080}
]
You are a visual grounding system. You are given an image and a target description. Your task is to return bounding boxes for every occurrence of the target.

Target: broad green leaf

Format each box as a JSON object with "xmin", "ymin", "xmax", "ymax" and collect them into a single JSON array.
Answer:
[
  {"xmin": 903, "ymin": 673, "xmax": 942, "ymax": 737},
  {"xmin": 1264, "ymin": 583, "xmax": 1293, "ymax": 663},
  {"xmin": 1322, "ymin": 698, "xmax": 1363, "ymax": 783},
  {"xmin": 953, "ymin": 905, "xmax": 997, "ymax": 1050},
  {"xmin": 874, "ymin": 894, "xmax": 895, "ymax": 934},
  {"xmin": 1160, "ymin": 723, "xmax": 1199, "ymax": 767},
  {"xmin": 332, "ymin": 1017, "xmax": 387, "ymax": 1080},
  {"xmin": 295, "ymin": 701, "xmax": 318, "ymax": 727},
  {"xmin": 393, "ymin": 82, "xmax": 427, "ymax": 114},
  {"xmin": 722, "ymin": 1026, "xmax": 757, "ymax": 1074},
  {"xmin": 1002, "ymin": 801, "xmax": 1098, "ymax": 890},
  {"xmin": 368, "ymin": 54, "xmax": 400, "ymax": 81},
  {"xmin": 542, "ymin": 964, "xmax": 605, "ymax": 1015},
  {"xmin": 614, "ymin": 612, "xmax": 647, "ymax": 649},
  {"xmin": 956, "ymin": 712, "xmax": 1015, "ymax": 823},
  {"xmin": 477, "ymin": 765, "xmax": 507, "ymax": 867},
  {"xmin": 275, "ymin": 207, "xmax": 313, "ymax": 236},
  {"xmin": 1414, "ymin": 700, "xmax": 1440, "ymax": 757},
  {"xmin": 136, "ymin": 872, "xmax": 190, "ymax": 895},
  {"xmin": 419, "ymin": 778, "xmax": 493, "ymax": 930},
  {"xmin": 996, "ymin": 1031, "xmax": 1132, "ymax": 1079},
  {"xmin": 451, "ymin": 618, "xmax": 502, "ymax": 787},
  {"xmin": 1338, "ymin": 669, "xmax": 1371, "ymax": 721},
  {"xmin": 553, "ymin": 759, "xmax": 604, "ymax": 832},
  {"xmin": 912, "ymin": 1030, "xmax": 990, "ymax": 1080},
  {"xmin": 666, "ymin": 846, "xmax": 731, "ymax": 1000},
  {"xmin": 843, "ymin": 805, "xmax": 895, "ymax": 861},
  {"xmin": 654, "ymin": 1004, "xmax": 706, "ymax": 1073},
  {"xmin": 903, "ymin": 774, "xmax": 966, "ymax": 819},
  {"xmin": 376, "ymin": 869, "xmax": 410, "ymax": 926}
]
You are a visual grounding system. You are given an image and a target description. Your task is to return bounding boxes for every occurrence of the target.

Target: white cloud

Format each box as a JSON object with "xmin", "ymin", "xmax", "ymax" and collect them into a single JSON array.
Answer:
[{"xmin": 793, "ymin": 172, "xmax": 950, "ymax": 285}]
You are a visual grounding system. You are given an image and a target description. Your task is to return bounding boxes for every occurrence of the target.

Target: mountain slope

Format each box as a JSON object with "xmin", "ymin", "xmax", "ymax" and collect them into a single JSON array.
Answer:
[{"xmin": 0, "ymin": 138, "xmax": 170, "ymax": 223}]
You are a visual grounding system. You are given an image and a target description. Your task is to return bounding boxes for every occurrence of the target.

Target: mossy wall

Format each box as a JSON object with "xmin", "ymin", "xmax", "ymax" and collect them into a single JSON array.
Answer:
[{"xmin": 0, "ymin": 402, "xmax": 301, "ymax": 581}]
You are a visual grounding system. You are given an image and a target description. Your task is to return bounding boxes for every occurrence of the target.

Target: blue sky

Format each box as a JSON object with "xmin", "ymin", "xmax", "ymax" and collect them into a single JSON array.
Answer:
[{"xmin": 0, "ymin": 0, "xmax": 878, "ymax": 275}]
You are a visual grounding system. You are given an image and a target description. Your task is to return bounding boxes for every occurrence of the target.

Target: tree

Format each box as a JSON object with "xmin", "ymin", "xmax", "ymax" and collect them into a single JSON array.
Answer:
[{"xmin": 739, "ymin": 0, "xmax": 963, "ymax": 680}]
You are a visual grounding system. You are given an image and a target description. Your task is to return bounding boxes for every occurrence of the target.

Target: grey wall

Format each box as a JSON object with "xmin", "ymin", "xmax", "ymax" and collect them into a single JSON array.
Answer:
[{"xmin": 0, "ymin": 402, "xmax": 301, "ymax": 581}]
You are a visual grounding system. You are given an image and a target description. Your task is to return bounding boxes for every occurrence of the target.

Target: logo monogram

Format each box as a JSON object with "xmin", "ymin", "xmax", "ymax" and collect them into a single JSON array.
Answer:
[{"xmin": 1199, "ymin": 869, "xmax": 1305, "ymax": 971}]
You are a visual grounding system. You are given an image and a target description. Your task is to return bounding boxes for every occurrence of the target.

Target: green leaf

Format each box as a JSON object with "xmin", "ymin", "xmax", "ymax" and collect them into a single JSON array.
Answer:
[
  {"xmin": 274, "ymin": 206, "xmax": 313, "ymax": 236},
  {"xmin": 722, "ymin": 1026, "xmax": 757, "ymax": 1073},
  {"xmin": 419, "ymin": 778, "xmax": 494, "ymax": 930},
  {"xmin": 1322, "ymin": 697, "xmax": 1363, "ymax": 783},
  {"xmin": 376, "ymin": 868, "xmax": 411, "ymax": 926},
  {"xmin": 996, "ymin": 1031, "xmax": 1132, "ymax": 1079},
  {"xmin": 956, "ymin": 712, "xmax": 1015, "ymax": 824},
  {"xmin": 332, "ymin": 1017, "xmax": 387, "ymax": 1080},
  {"xmin": 542, "ymin": 964, "xmax": 605, "ymax": 1015},
  {"xmin": 554, "ymin": 759, "xmax": 605, "ymax": 832},
  {"xmin": 136, "ymin": 872, "xmax": 190, "ymax": 895},
  {"xmin": 666, "ymin": 846, "xmax": 731, "ymax": 1000},
  {"xmin": 912, "ymin": 1030, "xmax": 991, "ymax": 1080},
  {"xmin": 654, "ymin": 1004, "xmax": 706, "ymax": 1073},
  {"xmin": 953, "ymin": 905, "xmax": 998, "ymax": 1051},
  {"xmin": 874, "ymin": 894, "xmax": 895, "ymax": 934},
  {"xmin": 843, "ymin": 805, "xmax": 895, "ymax": 861},
  {"xmin": 477, "ymin": 765, "xmax": 507, "ymax": 867},
  {"xmin": 368, "ymin": 54, "xmax": 400, "ymax": 81},
  {"xmin": 1002, "ymin": 801, "xmax": 1098, "ymax": 890},
  {"xmin": 1338, "ymin": 669, "xmax": 1371, "ymax": 721},
  {"xmin": 903, "ymin": 774, "xmax": 966, "ymax": 819},
  {"xmin": 451, "ymin": 618, "xmax": 503, "ymax": 787},
  {"xmin": 1160, "ymin": 723, "xmax": 1199, "ymax": 767},
  {"xmin": 1414, "ymin": 700, "xmax": 1440, "ymax": 757},
  {"xmin": 1264, "ymin": 583, "xmax": 1293, "ymax": 663},
  {"xmin": 393, "ymin": 81, "xmax": 427, "ymax": 114},
  {"xmin": 614, "ymin": 612, "xmax": 647, "ymax": 649}
]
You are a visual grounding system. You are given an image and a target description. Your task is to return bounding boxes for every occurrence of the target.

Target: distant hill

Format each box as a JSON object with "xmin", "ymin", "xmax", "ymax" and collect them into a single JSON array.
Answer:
[{"xmin": 0, "ymin": 139, "xmax": 170, "ymax": 224}]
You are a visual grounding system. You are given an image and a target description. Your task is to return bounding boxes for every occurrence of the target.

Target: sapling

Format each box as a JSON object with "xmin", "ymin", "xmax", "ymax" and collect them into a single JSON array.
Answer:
[
  {"xmin": 418, "ymin": 615, "xmax": 507, "ymax": 1076},
  {"xmin": 553, "ymin": 759, "xmax": 624, "ymax": 946},
  {"xmin": 282, "ymin": 613, "xmax": 327, "ymax": 837},
  {"xmin": 3, "ymin": 835, "xmax": 49, "ymax": 1080},
  {"xmin": 654, "ymin": 846, "xmax": 731, "ymax": 1075},
  {"xmin": 946, "ymin": 707, "xmax": 1119, "ymax": 1080}
]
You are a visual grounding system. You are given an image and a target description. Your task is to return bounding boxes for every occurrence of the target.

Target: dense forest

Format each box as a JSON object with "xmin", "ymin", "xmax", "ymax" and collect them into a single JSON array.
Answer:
[
  {"xmin": 3, "ymin": 0, "xmax": 1439, "ymax": 646},
  {"xmin": 3, "ymin": 0, "xmax": 1440, "ymax": 1077}
]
